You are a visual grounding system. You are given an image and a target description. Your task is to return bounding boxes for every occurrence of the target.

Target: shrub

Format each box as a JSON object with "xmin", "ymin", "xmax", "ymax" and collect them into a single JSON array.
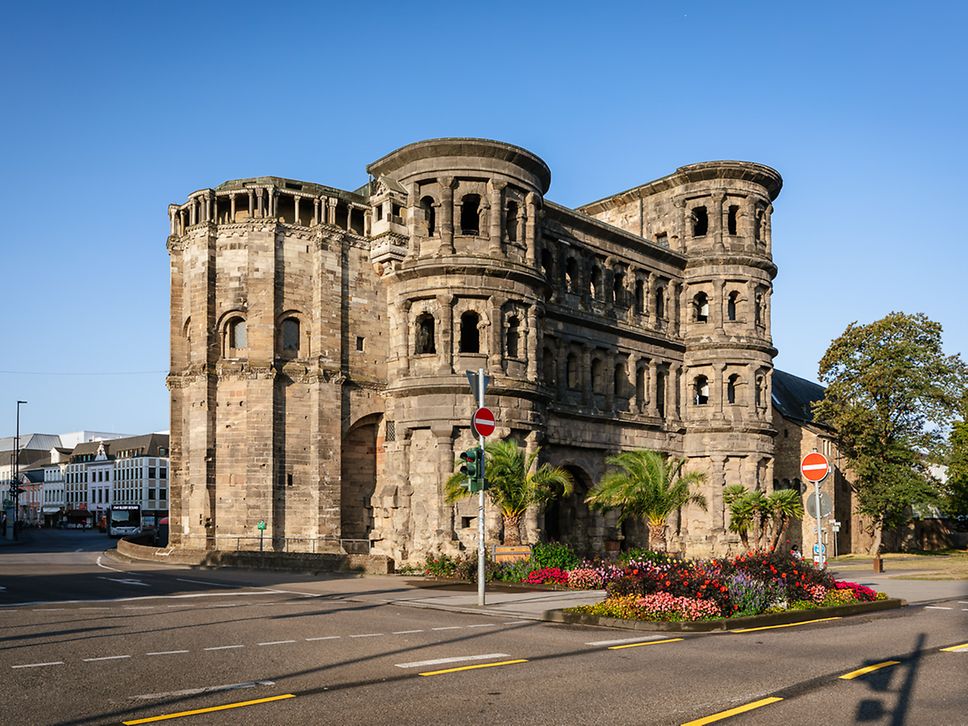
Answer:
[
  {"xmin": 530, "ymin": 542, "xmax": 580, "ymax": 571},
  {"xmin": 834, "ymin": 580, "xmax": 878, "ymax": 602},
  {"xmin": 618, "ymin": 548, "xmax": 674, "ymax": 566},
  {"xmin": 638, "ymin": 592, "xmax": 721, "ymax": 621},
  {"xmin": 567, "ymin": 568, "xmax": 604, "ymax": 590},
  {"xmin": 492, "ymin": 558, "xmax": 534, "ymax": 583},
  {"xmin": 523, "ymin": 567, "xmax": 569, "ymax": 585},
  {"xmin": 727, "ymin": 571, "xmax": 784, "ymax": 615},
  {"xmin": 570, "ymin": 595, "xmax": 651, "ymax": 620},
  {"xmin": 424, "ymin": 554, "xmax": 459, "ymax": 578},
  {"xmin": 727, "ymin": 550, "xmax": 835, "ymax": 602},
  {"xmin": 606, "ymin": 574, "xmax": 646, "ymax": 598},
  {"xmin": 823, "ymin": 588, "xmax": 857, "ymax": 606}
]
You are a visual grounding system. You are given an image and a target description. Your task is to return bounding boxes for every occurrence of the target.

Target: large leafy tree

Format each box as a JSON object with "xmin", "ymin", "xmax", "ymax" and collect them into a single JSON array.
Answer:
[
  {"xmin": 724, "ymin": 485, "xmax": 804, "ymax": 551},
  {"xmin": 445, "ymin": 439, "xmax": 574, "ymax": 546},
  {"xmin": 944, "ymin": 393, "xmax": 968, "ymax": 517},
  {"xmin": 814, "ymin": 312, "xmax": 966, "ymax": 553},
  {"xmin": 585, "ymin": 450, "xmax": 706, "ymax": 552}
]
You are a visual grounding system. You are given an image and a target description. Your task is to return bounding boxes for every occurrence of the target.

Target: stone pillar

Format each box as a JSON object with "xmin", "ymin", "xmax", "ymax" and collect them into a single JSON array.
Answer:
[
  {"xmin": 313, "ymin": 198, "xmax": 321, "ymax": 226},
  {"xmin": 168, "ymin": 206, "xmax": 177, "ymax": 236},
  {"xmin": 716, "ymin": 280, "xmax": 726, "ymax": 333},
  {"xmin": 437, "ymin": 295, "xmax": 454, "ymax": 375},
  {"xmin": 647, "ymin": 359, "xmax": 659, "ymax": 417},
  {"xmin": 670, "ymin": 362, "xmax": 682, "ymax": 421},
  {"xmin": 581, "ymin": 345, "xmax": 592, "ymax": 407},
  {"xmin": 407, "ymin": 183, "xmax": 418, "ymax": 240},
  {"xmin": 526, "ymin": 306, "xmax": 539, "ymax": 382},
  {"xmin": 327, "ymin": 197, "xmax": 337, "ymax": 226},
  {"xmin": 398, "ymin": 300, "xmax": 412, "ymax": 376},
  {"xmin": 764, "ymin": 203, "xmax": 773, "ymax": 255},
  {"xmin": 557, "ymin": 338, "xmax": 568, "ymax": 401},
  {"xmin": 489, "ymin": 298, "xmax": 503, "ymax": 371},
  {"xmin": 246, "ymin": 190, "xmax": 254, "ymax": 220},
  {"xmin": 524, "ymin": 192, "xmax": 538, "ymax": 264},
  {"xmin": 434, "ymin": 425, "xmax": 456, "ymax": 543},
  {"xmin": 230, "ymin": 193, "xmax": 237, "ymax": 223},
  {"xmin": 710, "ymin": 455, "xmax": 726, "ymax": 533},
  {"xmin": 438, "ymin": 176, "xmax": 455, "ymax": 255},
  {"xmin": 712, "ymin": 191, "xmax": 726, "ymax": 251},
  {"xmin": 718, "ymin": 363, "xmax": 728, "ymax": 420},
  {"xmin": 605, "ymin": 351, "xmax": 616, "ymax": 412},
  {"xmin": 293, "ymin": 196, "xmax": 301, "ymax": 225},
  {"xmin": 189, "ymin": 198, "xmax": 197, "ymax": 226},
  {"xmin": 627, "ymin": 354, "xmax": 639, "ymax": 413},
  {"xmin": 488, "ymin": 180, "xmax": 504, "ymax": 254},
  {"xmin": 256, "ymin": 188, "xmax": 264, "ymax": 219}
]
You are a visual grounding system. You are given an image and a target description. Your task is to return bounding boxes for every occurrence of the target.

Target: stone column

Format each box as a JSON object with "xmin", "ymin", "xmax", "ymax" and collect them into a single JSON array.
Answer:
[
  {"xmin": 488, "ymin": 180, "xmax": 504, "ymax": 254},
  {"xmin": 628, "ymin": 354, "xmax": 639, "ymax": 413},
  {"xmin": 647, "ymin": 359, "xmax": 659, "ymax": 417},
  {"xmin": 581, "ymin": 345, "xmax": 592, "ymax": 407},
  {"xmin": 718, "ymin": 363, "xmax": 728, "ymax": 420},
  {"xmin": 716, "ymin": 280, "xmax": 726, "ymax": 333},
  {"xmin": 229, "ymin": 193, "xmax": 236, "ymax": 224},
  {"xmin": 437, "ymin": 295, "xmax": 454, "ymax": 375},
  {"xmin": 407, "ymin": 183, "xmax": 418, "ymax": 239},
  {"xmin": 433, "ymin": 424, "xmax": 456, "ymax": 543},
  {"xmin": 764, "ymin": 203, "xmax": 773, "ymax": 255},
  {"xmin": 327, "ymin": 197, "xmax": 337, "ymax": 226},
  {"xmin": 605, "ymin": 351, "xmax": 616, "ymax": 412},
  {"xmin": 712, "ymin": 191, "xmax": 726, "ymax": 251},
  {"xmin": 670, "ymin": 362, "xmax": 682, "ymax": 421},
  {"xmin": 313, "ymin": 198, "xmax": 321, "ymax": 226},
  {"xmin": 293, "ymin": 196, "xmax": 301, "ymax": 225},
  {"xmin": 168, "ymin": 206, "xmax": 177, "ymax": 236},
  {"xmin": 524, "ymin": 192, "xmax": 538, "ymax": 264},
  {"xmin": 556, "ymin": 339, "xmax": 568, "ymax": 400},
  {"xmin": 256, "ymin": 188, "xmax": 264, "ymax": 218},
  {"xmin": 489, "ymin": 298, "xmax": 503, "ymax": 371},
  {"xmin": 438, "ymin": 176, "xmax": 455, "ymax": 255},
  {"xmin": 267, "ymin": 188, "xmax": 277, "ymax": 220},
  {"xmin": 189, "ymin": 198, "xmax": 197, "ymax": 226},
  {"xmin": 398, "ymin": 300, "xmax": 412, "ymax": 376},
  {"xmin": 526, "ymin": 306, "xmax": 539, "ymax": 382}
]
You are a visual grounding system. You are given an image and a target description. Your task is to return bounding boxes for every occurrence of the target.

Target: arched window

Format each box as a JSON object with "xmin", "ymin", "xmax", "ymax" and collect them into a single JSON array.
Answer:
[
  {"xmin": 565, "ymin": 258, "xmax": 578, "ymax": 293},
  {"xmin": 591, "ymin": 358, "xmax": 604, "ymax": 394},
  {"xmin": 226, "ymin": 316, "xmax": 246, "ymax": 354},
  {"xmin": 543, "ymin": 347, "xmax": 557, "ymax": 387},
  {"xmin": 694, "ymin": 375, "xmax": 710, "ymax": 405},
  {"xmin": 614, "ymin": 363, "xmax": 626, "ymax": 398},
  {"xmin": 590, "ymin": 266, "xmax": 602, "ymax": 300},
  {"xmin": 460, "ymin": 194, "xmax": 481, "ymax": 235},
  {"xmin": 656, "ymin": 369, "xmax": 667, "ymax": 418},
  {"xmin": 727, "ymin": 291, "xmax": 739, "ymax": 322},
  {"xmin": 459, "ymin": 311, "xmax": 480, "ymax": 353},
  {"xmin": 655, "ymin": 287, "xmax": 665, "ymax": 320},
  {"xmin": 421, "ymin": 196, "xmax": 436, "ymax": 237},
  {"xmin": 636, "ymin": 366, "xmax": 646, "ymax": 405},
  {"xmin": 541, "ymin": 248, "xmax": 553, "ymax": 281},
  {"xmin": 727, "ymin": 205, "xmax": 739, "ymax": 235},
  {"xmin": 754, "ymin": 291, "xmax": 763, "ymax": 327},
  {"xmin": 692, "ymin": 206, "xmax": 708, "ymax": 236},
  {"xmin": 727, "ymin": 374, "xmax": 739, "ymax": 404},
  {"xmin": 634, "ymin": 279, "xmax": 645, "ymax": 315},
  {"xmin": 693, "ymin": 292, "xmax": 709, "ymax": 323},
  {"xmin": 755, "ymin": 375, "xmax": 764, "ymax": 407},
  {"xmin": 280, "ymin": 317, "xmax": 300, "ymax": 356},
  {"xmin": 506, "ymin": 315, "xmax": 520, "ymax": 359},
  {"xmin": 566, "ymin": 353, "xmax": 580, "ymax": 389},
  {"xmin": 506, "ymin": 201, "xmax": 519, "ymax": 242},
  {"xmin": 415, "ymin": 313, "xmax": 436, "ymax": 354},
  {"xmin": 612, "ymin": 271, "xmax": 625, "ymax": 307}
]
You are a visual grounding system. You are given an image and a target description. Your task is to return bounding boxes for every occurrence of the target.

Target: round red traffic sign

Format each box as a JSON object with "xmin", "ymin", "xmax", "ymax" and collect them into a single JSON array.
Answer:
[
  {"xmin": 472, "ymin": 407, "xmax": 495, "ymax": 437},
  {"xmin": 800, "ymin": 452, "xmax": 830, "ymax": 482}
]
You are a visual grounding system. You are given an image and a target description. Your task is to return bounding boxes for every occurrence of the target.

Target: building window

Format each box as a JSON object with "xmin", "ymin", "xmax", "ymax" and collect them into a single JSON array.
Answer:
[
  {"xmin": 755, "ymin": 375, "xmax": 764, "ymax": 407},
  {"xmin": 693, "ymin": 292, "xmax": 709, "ymax": 323},
  {"xmin": 634, "ymin": 280, "xmax": 645, "ymax": 315},
  {"xmin": 727, "ymin": 374, "xmax": 739, "ymax": 404},
  {"xmin": 415, "ymin": 313, "xmax": 436, "ymax": 354},
  {"xmin": 459, "ymin": 311, "xmax": 480, "ymax": 354},
  {"xmin": 590, "ymin": 266, "xmax": 602, "ymax": 300},
  {"xmin": 565, "ymin": 258, "xmax": 578, "ymax": 293},
  {"xmin": 692, "ymin": 206, "xmax": 708, "ymax": 236},
  {"xmin": 612, "ymin": 271, "xmax": 625, "ymax": 307},
  {"xmin": 543, "ymin": 346, "xmax": 557, "ymax": 387},
  {"xmin": 656, "ymin": 369, "xmax": 667, "ymax": 418},
  {"xmin": 149, "ymin": 468, "xmax": 156, "ymax": 479},
  {"xmin": 540, "ymin": 248, "xmax": 553, "ymax": 281},
  {"xmin": 655, "ymin": 287, "xmax": 665, "ymax": 320},
  {"xmin": 755, "ymin": 292, "xmax": 763, "ymax": 327},
  {"xmin": 591, "ymin": 358, "xmax": 604, "ymax": 394},
  {"xmin": 727, "ymin": 291, "xmax": 739, "ymax": 322},
  {"xmin": 280, "ymin": 317, "xmax": 300, "ymax": 356},
  {"xmin": 505, "ymin": 201, "xmax": 518, "ymax": 242},
  {"xmin": 566, "ymin": 353, "xmax": 579, "ymax": 389},
  {"xmin": 421, "ymin": 196, "xmax": 436, "ymax": 237},
  {"xmin": 614, "ymin": 363, "xmax": 626, "ymax": 399},
  {"xmin": 727, "ymin": 205, "xmax": 740, "ymax": 235},
  {"xmin": 460, "ymin": 194, "xmax": 481, "ymax": 235},
  {"xmin": 506, "ymin": 316, "xmax": 520, "ymax": 359},
  {"xmin": 694, "ymin": 375, "xmax": 710, "ymax": 405},
  {"xmin": 227, "ymin": 316, "xmax": 246, "ymax": 354},
  {"xmin": 356, "ymin": 336, "xmax": 365, "ymax": 352}
]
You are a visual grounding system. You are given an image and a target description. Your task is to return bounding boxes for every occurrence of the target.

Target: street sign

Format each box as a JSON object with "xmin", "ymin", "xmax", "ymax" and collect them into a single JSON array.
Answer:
[
  {"xmin": 831, "ymin": 522, "xmax": 841, "ymax": 533},
  {"xmin": 800, "ymin": 452, "xmax": 830, "ymax": 482},
  {"xmin": 256, "ymin": 520, "xmax": 266, "ymax": 531},
  {"xmin": 806, "ymin": 491, "xmax": 832, "ymax": 518},
  {"xmin": 812, "ymin": 543, "xmax": 826, "ymax": 555},
  {"xmin": 472, "ymin": 407, "xmax": 495, "ymax": 437},
  {"xmin": 813, "ymin": 554, "xmax": 823, "ymax": 565},
  {"xmin": 465, "ymin": 370, "xmax": 490, "ymax": 396}
]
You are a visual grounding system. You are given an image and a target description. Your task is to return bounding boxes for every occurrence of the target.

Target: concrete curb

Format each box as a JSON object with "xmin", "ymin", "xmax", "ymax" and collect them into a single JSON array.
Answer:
[{"xmin": 541, "ymin": 598, "xmax": 907, "ymax": 632}]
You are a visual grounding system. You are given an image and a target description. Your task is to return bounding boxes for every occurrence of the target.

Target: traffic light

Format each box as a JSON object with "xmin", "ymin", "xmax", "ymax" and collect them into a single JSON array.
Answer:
[{"xmin": 459, "ymin": 447, "xmax": 484, "ymax": 492}]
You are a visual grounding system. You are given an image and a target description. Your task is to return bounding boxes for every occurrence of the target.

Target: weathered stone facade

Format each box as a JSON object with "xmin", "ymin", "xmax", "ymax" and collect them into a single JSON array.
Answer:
[{"xmin": 166, "ymin": 138, "xmax": 789, "ymax": 563}]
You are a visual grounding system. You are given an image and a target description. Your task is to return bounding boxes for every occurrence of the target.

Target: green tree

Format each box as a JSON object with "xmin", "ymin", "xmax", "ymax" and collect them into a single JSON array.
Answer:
[
  {"xmin": 944, "ymin": 393, "xmax": 968, "ymax": 517},
  {"xmin": 814, "ymin": 312, "xmax": 966, "ymax": 553},
  {"xmin": 445, "ymin": 439, "xmax": 574, "ymax": 546},
  {"xmin": 724, "ymin": 485, "xmax": 804, "ymax": 551},
  {"xmin": 585, "ymin": 450, "xmax": 706, "ymax": 552}
]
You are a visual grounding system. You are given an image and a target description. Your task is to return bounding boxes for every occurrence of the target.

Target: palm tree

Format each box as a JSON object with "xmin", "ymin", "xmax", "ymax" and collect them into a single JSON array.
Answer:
[
  {"xmin": 724, "ymin": 485, "xmax": 804, "ymax": 551},
  {"xmin": 445, "ymin": 439, "xmax": 574, "ymax": 546},
  {"xmin": 585, "ymin": 450, "xmax": 706, "ymax": 552}
]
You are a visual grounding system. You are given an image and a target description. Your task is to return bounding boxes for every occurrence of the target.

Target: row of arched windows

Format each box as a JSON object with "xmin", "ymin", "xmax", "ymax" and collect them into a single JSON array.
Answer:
[
  {"xmin": 691, "ymin": 372, "xmax": 768, "ymax": 408},
  {"xmin": 417, "ymin": 194, "xmax": 522, "ymax": 239},
  {"xmin": 219, "ymin": 315, "xmax": 304, "ymax": 358},
  {"xmin": 413, "ymin": 310, "xmax": 522, "ymax": 359}
]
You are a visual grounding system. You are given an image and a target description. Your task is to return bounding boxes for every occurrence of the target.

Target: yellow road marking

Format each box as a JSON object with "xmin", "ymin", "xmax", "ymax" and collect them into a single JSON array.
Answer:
[
  {"xmin": 608, "ymin": 637, "xmax": 684, "ymax": 650},
  {"xmin": 122, "ymin": 694, "xmax": 295, "ymax": 724},
  {"xmin": 940, "ymin": 642, "xmax": 968, "ymax": 652},
  {"xmin": 839, "ymin": 660, "xmax": 901, "ymax": 680},
  {"xmin": 681, "ymin": 696, "xmax": 783, "ymax": 725},
  {"xmin": 730, "ymin": 616, "xmax": 841, "ymax": 633},
  {"xmin": 419, "ymin": 659, "xmax": 527, "ymax": 676}
]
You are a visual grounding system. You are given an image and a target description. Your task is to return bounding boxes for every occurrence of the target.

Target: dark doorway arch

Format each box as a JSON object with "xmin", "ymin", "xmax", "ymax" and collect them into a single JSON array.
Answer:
[
  {"xmin": 543, "ymin": 465, "xmax": 593, "ymax": 550},
  {"xmin": 341, "ymin": 416, "xmax": 381, "ymax": 543}
]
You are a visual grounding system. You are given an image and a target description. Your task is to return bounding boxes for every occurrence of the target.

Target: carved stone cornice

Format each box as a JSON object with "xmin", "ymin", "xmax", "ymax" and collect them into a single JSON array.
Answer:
[{"xmin": 166, "ymin": 235, "xmax": 184, "ymax": 254}]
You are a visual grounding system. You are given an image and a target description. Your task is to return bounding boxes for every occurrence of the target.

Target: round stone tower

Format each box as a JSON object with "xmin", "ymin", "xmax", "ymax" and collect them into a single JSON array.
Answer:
[
  {"xmin": 669, "ymin": 162, "xmax": 783, "ymax": 554},
  {"xmin": 364, "ymin": 139, "xmax": 552, "ymax": 561}
]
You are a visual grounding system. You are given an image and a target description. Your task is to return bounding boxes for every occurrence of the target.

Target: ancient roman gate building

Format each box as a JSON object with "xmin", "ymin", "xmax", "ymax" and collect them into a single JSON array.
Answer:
[{"xmin": 167, "ymin": 138, "xmax": 781, "ymax": 563}]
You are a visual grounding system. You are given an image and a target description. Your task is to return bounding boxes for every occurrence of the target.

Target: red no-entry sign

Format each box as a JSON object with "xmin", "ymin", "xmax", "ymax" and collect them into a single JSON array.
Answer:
[
  {"xmin": 472, "ymin": 407, "xmax": 495, "ymax": 437},
  {"xmin": 800, "ymin": 452, "xmax": 830, "ymax": 482}
]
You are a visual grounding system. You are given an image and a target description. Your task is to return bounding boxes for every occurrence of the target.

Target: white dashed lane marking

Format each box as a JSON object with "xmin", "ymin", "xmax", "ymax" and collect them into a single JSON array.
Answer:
[
  {"xmin": 83, "ymin": 655, "xmax": 131, "ymax": 662},
  {"xmin": 258, "ymin": 640, "xmax": 296, "ymax": 646},
  {"xmin": 305, "ymin": 636, "xmax": 340, "ymax": 641},
  {"xmin": 392, "ymin": 629, "xmax": 424, "ymax": 634},
  {"xmin": 396, "ymin": 653, "xmax": 510, "ymax": 669},
  {"xmin": 925, "ymin": 606, "xmax": 953, "ymax": 610},
  {"xmin": 146, "ymin": 650, "xmax": 189, "ymax": 656},
  {"xmin": 12, "ymin": 661, "xmax": 64, "ymax": 669},
  {"xmin": 204, "ymin": 645, "xmax": 244, "ymax": 651},
  {"xmin": 349, "ymin": 633, "xmax": 382, "ymax": 638},
  {"xmin": 585, "ymin": 635, "xmax": 671, "ymax": 647}
]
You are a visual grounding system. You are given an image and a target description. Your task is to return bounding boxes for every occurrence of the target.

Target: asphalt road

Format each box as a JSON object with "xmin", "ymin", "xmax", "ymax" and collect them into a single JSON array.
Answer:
[{"xmin": 1, "ymin": 531, "xmax": 965, "ymax": 726}]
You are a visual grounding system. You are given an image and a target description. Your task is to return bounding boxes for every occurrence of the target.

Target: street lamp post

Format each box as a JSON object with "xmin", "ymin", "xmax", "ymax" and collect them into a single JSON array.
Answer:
[{"xmin": 13, "ymin": 400, "xmax": 27, "ymax": 540}]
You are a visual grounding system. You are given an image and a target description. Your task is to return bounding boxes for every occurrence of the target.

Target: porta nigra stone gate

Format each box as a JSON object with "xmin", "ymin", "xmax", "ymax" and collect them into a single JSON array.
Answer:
[{"xmin": 166, "ymin": 138, "xmax": 783, "ymax": 565}]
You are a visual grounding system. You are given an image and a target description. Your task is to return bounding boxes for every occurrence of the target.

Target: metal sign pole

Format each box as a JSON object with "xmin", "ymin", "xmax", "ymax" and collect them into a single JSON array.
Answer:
[
  {"xmin": 814, "ymin": 479, "xmax": 824, "ymax": 568},
  {"xmin": 477, "ymin": 367, "xmax": 486, "ymax": 607}
]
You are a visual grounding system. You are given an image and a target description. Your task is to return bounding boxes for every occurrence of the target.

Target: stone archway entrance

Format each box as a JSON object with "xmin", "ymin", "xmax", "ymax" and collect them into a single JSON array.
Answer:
[
  {"xmin": 543, "ymin": 465, "xmax": 600, "ymax": 553},
  {"xmin": 341, "ymin": 415, "xmax": 381, "ymax": 545}
]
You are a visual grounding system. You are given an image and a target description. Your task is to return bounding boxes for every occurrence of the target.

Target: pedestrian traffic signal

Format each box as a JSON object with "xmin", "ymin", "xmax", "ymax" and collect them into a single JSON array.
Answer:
[{"xmin": 459, "ymin": 447, "xmax": 484, "ymax": 491}]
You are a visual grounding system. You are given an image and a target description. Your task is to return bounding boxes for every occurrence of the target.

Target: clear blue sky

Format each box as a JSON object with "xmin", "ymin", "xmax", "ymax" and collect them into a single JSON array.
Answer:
[{"xmin": 1, "ymin": 1, "xmax": 965, "ymax": 436}]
